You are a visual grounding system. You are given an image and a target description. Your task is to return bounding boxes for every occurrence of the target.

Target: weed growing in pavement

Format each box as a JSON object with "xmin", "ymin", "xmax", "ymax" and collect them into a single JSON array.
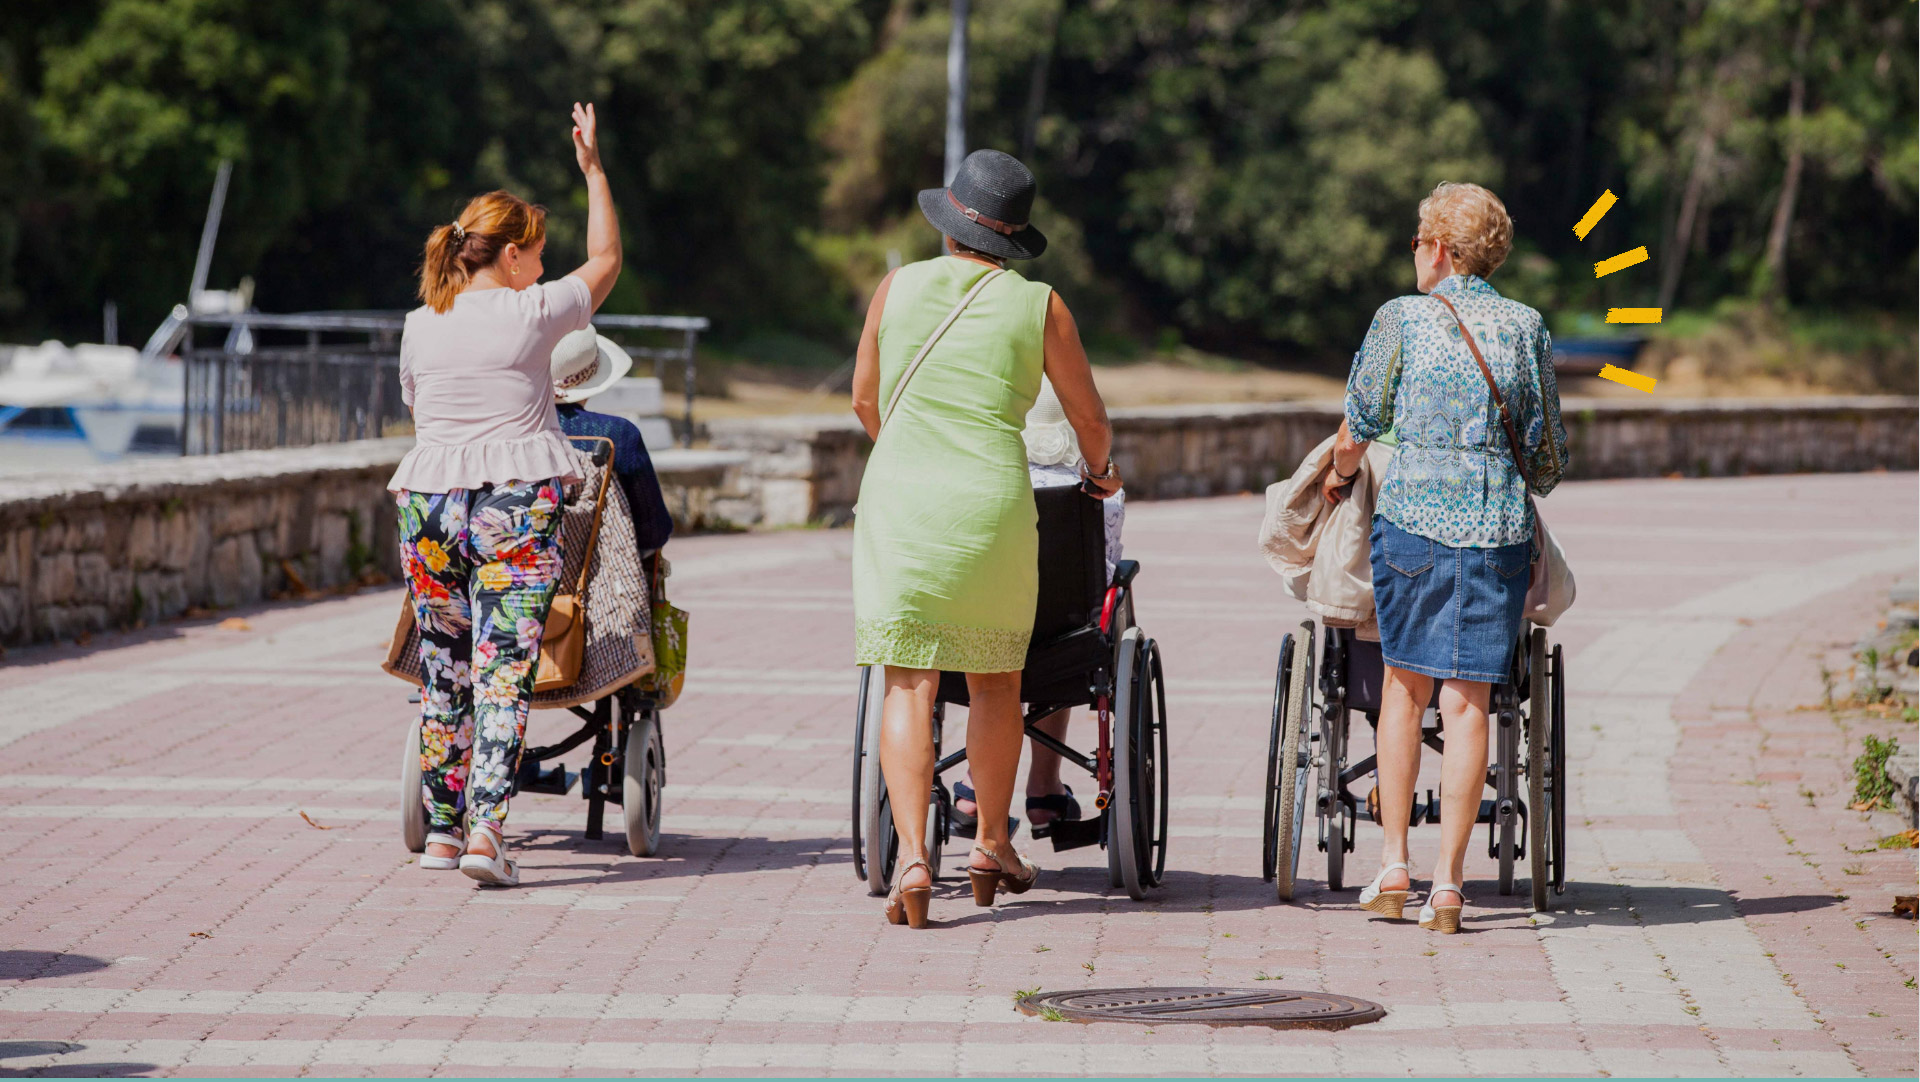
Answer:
[
  {"xmin": 1850, "ymin": 735, "xmax": 1900, "ymax": 810},
  {"xmin": 1255, "ymin": 971, "xmax": 1281, "ymax": 980},
  {"xmin": 1799, "ymin": 786, "xmax": 1818, "ymax": 807},
  {"xmin": 1683, "ymin": 1005, "xmax": 1700, "ymax": 1016},
  {"xmin": 1422, "ymin": 950, "xmax": 1437, "ymax": 957},
  {"xmin": 1906, "ymin": 978, "xmax": 1916, "ymax": 989},
  {"xmin": 1011, "ymin": 985, "xmax": 1040, "ymax": 1003},
  {"xmin": 1220, "ymin": 932, "xmax": 1236, "ymax": 938},
  {"xmin": 1843, "ymin": 865, "xmax": 1865, "ymax": 875},
  {"xmin": 1082, "ymin": 962, "xmax": 1096, "ymax": 976},
  {"xmin": 1039, "ymin": 1006, "xmax": 1065, "ymax": 1022},
  {"xmin": 1875, "ymin": 829, "xmax": 1917, "ymax": 850}
]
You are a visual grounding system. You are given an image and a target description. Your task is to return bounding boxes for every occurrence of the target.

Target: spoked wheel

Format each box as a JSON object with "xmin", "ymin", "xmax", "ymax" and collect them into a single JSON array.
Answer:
[
  {"xmin": 1110, "ymin": 627, "xmax": 1165, "ymax": 901},
  {"xmin": 1550, "ymin": 642, "xmax": 1568, "ymax": 898},
  {"xmin": 400, "ymin": 717, "xmax": 427, "ymax": 853},
  {"xmin": 1261, "ymin": 635, "xmax": 1292, "ymax": 884},
  {"xmin": 1526, "ymin": 627, "xmax": 1550, "ymax": 911},
  {"xmin": 622, "ymin": 697, "xmax": 666, "ymax": 858},
  {"xmin": 1495, "ymin": 687, "xmax": 1521, "ymax": 897},
  {"xmin": 1271, "ymin": 621, "xmax": 1313, "ymax": 902},
  {"xmin": 852, "ymin": 665, "xmax": 889, "ymax": 895},
  {"xmin": 1318, "ymin": 631, "xmax": 1350, "ymax": 892}
]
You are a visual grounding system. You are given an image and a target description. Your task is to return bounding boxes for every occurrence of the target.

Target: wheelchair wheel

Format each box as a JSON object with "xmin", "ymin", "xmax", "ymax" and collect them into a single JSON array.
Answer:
[
  {"xmin": 1550, "ymin": 643, "xmax": 1567, "ymax": 897},
  {"xmin": 400, "ymin": 717, "xmax": 427, "ymax": 853},
  {"xmin": 1110, "ymin": 627, "xmax": 1165, "ymax": 901},
  {"xmin": 1270, "ymin": 621, "xmax": 1313, "ymax": 902},
  {"xmin": 1526, "ymin": 627, "xmax": 1549, "ymax": 911},
  {"xmin": 622, "ymin": 702, "xmax": 666, "ymax": 858},
  {"xmin": 1317, "ymin": 632, "xmax": 1350, "ymax": 891},
  {"xmin": 1496, "ymin": 688, "xmax": 1521, "ymax": 897},
  {"xmin": 852, "ymin": 665, "xmax": 889, "ymax": 895},
  {"xmin": 1261, "ymin": 636, "xmax": 1291, "ymax": 884}
]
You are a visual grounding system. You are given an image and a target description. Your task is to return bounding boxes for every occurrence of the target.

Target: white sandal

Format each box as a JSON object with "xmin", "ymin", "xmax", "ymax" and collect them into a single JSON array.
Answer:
[
  {"xmin": 458, "ymin": 822, "xmax": 520, "ymax": 887},
  {"xmin": 1420, "ymin": 882, "xmax": 1465, "ymax": 933},
  {"xmin": 1358, "ymin": 861, "xmax": 1413, "ymax": 919},
  {"xmin": 420, "ymin": 831, "xmax": 465, "ymax": 871}
]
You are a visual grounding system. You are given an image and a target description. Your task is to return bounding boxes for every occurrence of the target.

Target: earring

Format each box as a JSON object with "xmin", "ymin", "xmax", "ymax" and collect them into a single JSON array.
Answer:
[{"xmin": 510, "ymin": 267, "xmax": 519, "ymax": 276}]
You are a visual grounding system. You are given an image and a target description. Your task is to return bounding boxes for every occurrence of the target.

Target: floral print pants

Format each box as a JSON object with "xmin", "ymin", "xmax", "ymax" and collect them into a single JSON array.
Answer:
[{"xmin": 396, "ymin": 479, "xmax": 564, "ymax": 835}]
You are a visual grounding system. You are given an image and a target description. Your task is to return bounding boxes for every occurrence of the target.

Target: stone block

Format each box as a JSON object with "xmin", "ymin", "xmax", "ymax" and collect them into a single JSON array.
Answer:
[
  {"xmin": 0, "ymin": 529, "xmax": 24, "ymax": 586},
  {"xmin": 158, "ymin": 510, "xmax": 198, "ymax": 571},
  {"xmin": 206, "ymin": 536, "xmax": 263, "ymax": 607},
  {"xmin": 0, "ymin": 585, "xmax": 22, "ymax": 641},
  {"xmin": 35, "ymin": 520, "xmax": 65, "ymax": 554},
  {"xmin": 75, "ymin": 552, "xmax": 110, "ymax": 604},
  {"xmin": 72, "ymin": 513, "xmax": 107, "ymax": 552},
  {"xmin": 31, "ymin": 551, "xmax": 75, "ymax": 607},
  {"xmin": 135, "ymin": 570, "xmax": 187, "ymax": 623},
  {"xmin": 126, "ymin": 514, "xmax": 160, "ymax": 571},
  {"xmin": 314, "ymin": 513, "xmax": 350, "ymax": 587}
]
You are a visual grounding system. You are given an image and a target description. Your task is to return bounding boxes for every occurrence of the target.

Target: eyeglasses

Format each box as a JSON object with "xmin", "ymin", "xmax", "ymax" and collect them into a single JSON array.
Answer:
[{"xmin": 1409, "ymin": 235, "xmax": 1429, "ymax": 252}]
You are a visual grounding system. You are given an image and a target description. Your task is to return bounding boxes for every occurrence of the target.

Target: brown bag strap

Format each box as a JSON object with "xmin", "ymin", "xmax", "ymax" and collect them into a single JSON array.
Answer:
[
  {"xmin": 1431, "ymin": 293, "xmax": 1530, "ymax": 490},
  {"xmin": 562, "ymin": 436, "xmax": 615, "ymax": 599}
]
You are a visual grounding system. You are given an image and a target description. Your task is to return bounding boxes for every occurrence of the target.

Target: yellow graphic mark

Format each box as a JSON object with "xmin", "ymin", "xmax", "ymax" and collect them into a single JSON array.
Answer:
[
  {"xmin": 1593, "ymin": 246, "xmax": 1650, "ymax": 278},
  {"xmin": 1597, "ymin": 363, "xmax": 1657, "ymax": 393},
  {"xmin": 1605, "ymin": 307, "xmax": 1664, "ymax": 324},
  {"xmin": 1572, "ymin": 190, "xmax": 1617, "ymax": 240}
]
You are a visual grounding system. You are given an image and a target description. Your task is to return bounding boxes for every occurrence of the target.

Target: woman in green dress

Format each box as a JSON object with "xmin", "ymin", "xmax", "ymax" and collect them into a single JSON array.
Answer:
[{"xmin": 851, "ymin": 150, "xmax": 1122, "ymax": 929}]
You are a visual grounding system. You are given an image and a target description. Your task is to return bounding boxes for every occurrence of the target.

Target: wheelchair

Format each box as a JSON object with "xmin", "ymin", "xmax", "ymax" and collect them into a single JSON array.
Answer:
[
  {"xmin": 850, "ymin": 485, "xmax": 1170, "ymax": 902},
  {"xmin": 392, "ymin": 438, "xmax": 672, "ymax": 859},
  {"xmin": 1263, "ymin": 619, "xmax": 1566, "ymax": 912}
]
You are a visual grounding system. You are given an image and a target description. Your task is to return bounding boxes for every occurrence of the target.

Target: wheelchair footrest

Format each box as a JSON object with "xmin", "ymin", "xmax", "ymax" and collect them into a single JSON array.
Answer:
[
  {"xmin": 1034, "ymin": 814, "xmax": 1103, "ymax": 852},
  {"xmin": 515, "ymin": 761, "xmax": 578, "ymax": 796}
]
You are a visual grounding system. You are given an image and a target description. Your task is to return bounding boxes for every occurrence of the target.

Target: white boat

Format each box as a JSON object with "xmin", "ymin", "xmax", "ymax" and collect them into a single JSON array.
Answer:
[{"xmin": 0, "ymin": 340, "xmax": 185, "ymax": 475}]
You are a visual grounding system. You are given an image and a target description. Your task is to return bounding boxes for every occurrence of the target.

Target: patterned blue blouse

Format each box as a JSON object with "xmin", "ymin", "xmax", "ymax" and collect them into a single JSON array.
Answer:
[{"xmin": 1344, "ymin": 274, "xmax": 1569, "ymax": 549}]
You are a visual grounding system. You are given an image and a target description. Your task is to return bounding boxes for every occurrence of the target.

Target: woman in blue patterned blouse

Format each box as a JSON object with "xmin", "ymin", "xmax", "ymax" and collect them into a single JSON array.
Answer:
[{"xmin": 1323, "ymin": 182, "xmax": 1569, "ymax": 934}]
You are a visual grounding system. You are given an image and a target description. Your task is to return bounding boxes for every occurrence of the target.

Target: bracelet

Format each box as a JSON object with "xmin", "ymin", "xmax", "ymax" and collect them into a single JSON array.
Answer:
[
  {"xmin": 1084, "ymin": 458, "xmax": 1117, "ymax": 482},
  {"xmin": 1331, "ymin": 466, "xmax": 1359, "ymax": 484}
]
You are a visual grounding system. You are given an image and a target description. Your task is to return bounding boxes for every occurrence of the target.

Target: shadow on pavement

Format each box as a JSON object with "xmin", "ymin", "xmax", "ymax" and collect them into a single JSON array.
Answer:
[
  {"xmin": 508, "ymin": 832, "xmax": 852, "ymax": 888},
  {"xmin": 0, "ymin": 1042, "xmax": 155, "ymax": 1079},
  {"xmin": 0, "ymin": 951, "xmax": 110, "ymax": 981}
]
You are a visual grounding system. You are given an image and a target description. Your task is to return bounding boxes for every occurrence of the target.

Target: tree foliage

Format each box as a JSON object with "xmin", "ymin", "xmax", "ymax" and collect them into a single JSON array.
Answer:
[{"xmin": 3, "ymin": 0, "xmax": 1913, "ymax": 364}]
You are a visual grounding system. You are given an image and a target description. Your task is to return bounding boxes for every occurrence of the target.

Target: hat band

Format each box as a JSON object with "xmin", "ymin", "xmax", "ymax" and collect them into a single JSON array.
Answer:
[
  {"xmin": 556, "ymin": 356, "xmax": 600, "ymax": 391},
  {"xmin": 947, "ymin": 190, "xmax": 1022, "ymax": 236}
]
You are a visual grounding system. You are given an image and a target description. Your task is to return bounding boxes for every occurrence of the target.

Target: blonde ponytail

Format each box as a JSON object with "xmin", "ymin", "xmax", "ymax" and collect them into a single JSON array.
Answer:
[{"xmin": 416, "ymin": 190, "xmax": 549, "ymax": 313}]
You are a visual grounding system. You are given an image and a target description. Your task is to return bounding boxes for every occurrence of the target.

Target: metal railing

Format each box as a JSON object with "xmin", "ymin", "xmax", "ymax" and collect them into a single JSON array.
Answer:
[{"xmin": 179, "ymin": 311, "xmax": 708, "ymax": 455}]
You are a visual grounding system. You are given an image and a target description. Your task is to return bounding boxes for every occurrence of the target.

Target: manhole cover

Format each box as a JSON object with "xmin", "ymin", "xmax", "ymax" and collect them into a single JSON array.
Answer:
[{"xmin": 1017, "ymin": 987, "xmax": 1385, "ymax": 1029}]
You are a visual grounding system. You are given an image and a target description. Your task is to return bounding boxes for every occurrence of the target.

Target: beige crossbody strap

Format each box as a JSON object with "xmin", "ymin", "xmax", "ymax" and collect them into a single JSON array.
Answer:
[{"xmin": 880, "ymin": 268, "xmax": 1006, "ymax": 431}]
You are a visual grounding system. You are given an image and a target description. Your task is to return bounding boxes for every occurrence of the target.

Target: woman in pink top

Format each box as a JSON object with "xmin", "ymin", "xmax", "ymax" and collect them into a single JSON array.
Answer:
[{"xmin": 392, "ymin": 103, "xmax": 624, "ymax": 887}]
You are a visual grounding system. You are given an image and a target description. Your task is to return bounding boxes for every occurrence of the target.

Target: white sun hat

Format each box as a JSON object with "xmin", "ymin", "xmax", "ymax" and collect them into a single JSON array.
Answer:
[
  {"xmin": 550, "ymin": 327, "xmax": 634, "ymax": 404},
  {"xmin": 1023, "ymin": 375, "xmax": 1082, "ymax": 468}
]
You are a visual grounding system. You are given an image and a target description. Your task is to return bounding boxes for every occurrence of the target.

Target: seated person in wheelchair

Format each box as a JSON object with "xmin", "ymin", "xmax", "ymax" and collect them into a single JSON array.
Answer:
[
  {"xmin": 952, "ymin": 375, "xmax": 1125, "ymax": 835},
  {"xmin": 548, "ymin": 327, "xmax": 675, "ymax": 563}
]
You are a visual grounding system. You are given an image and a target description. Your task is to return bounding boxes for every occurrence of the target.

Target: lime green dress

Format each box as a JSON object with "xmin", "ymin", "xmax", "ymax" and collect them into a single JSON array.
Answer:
[{"xmin": 853, "ymin": 257, "xmax": 1053, "ymax": 673}]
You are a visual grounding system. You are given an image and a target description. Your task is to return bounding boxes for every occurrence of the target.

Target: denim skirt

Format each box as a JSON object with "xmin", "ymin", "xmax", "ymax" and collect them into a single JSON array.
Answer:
[{"xmin": 1370, "ymin": 515, "xmax": 1530, "ymax": 683}]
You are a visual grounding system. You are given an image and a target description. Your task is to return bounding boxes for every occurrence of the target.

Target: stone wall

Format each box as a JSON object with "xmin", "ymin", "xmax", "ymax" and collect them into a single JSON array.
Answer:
[
  {"xmin": 709, "ymin": 396, "xmax": 1919, "ymax": 521},
  {"xmin": 5, "ymin": 395, "xmax": 1913, "ymax": 645},
  {"xmin": 0, "ymin": 440, "xmax": 755, "ymax": 647},
  {"xmin": 0, "ymin": 439, "xmax": 411, "ymax": 646}
]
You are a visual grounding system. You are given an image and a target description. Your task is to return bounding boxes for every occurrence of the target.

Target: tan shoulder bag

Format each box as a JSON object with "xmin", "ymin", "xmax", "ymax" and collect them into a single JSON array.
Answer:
[{"xmin": 533, "ymin": 437, "xmax": 614, "ymax": 691}]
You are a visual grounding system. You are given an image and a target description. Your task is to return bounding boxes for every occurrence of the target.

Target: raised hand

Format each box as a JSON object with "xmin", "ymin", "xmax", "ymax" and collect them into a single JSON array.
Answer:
[{"xmin": 571, "ymin": 102, "xmax": 602, "ymax": 176}]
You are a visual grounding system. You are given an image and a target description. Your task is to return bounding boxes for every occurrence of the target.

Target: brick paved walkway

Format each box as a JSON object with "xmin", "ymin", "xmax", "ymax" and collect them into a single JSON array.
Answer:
[{"xmin": 1, "ymin": 473, "xmax": 1915, "ymax": 1077}]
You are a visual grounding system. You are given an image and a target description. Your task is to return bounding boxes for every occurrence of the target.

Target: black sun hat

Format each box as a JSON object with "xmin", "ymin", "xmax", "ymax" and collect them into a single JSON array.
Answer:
[{"xmin": 917, "ymin": 149, "xmax": 1048, "ymax": 261}]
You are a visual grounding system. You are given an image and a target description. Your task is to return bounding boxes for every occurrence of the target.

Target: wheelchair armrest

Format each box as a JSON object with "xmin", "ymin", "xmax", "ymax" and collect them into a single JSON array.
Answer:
[
  {"xmin": 592, "ymin": 443, "xmax": 612, "ymax": 467},
  {"xmin": 1112, "ymin": 559, "xmax": 1140, "ymax": 588}
]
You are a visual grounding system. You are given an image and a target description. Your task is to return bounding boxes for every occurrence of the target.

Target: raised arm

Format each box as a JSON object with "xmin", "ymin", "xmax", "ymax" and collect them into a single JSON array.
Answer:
[
  {"xmin": 566, "ymin": 102, "xmax": 622, "ymax": 311},
  {"xmin": 850, "ymin": 270, "xmax": 896, "ymax": 441},
  {"xmin": 1041, "ymin": 291, "xmax": 1120, "ymax": 497}
]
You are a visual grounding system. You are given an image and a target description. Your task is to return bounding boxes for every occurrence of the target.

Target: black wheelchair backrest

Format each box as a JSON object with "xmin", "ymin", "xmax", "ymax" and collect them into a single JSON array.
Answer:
[{"xmin": 1031, "ymin": 484, "xmax": 1107, "ymax": 642}]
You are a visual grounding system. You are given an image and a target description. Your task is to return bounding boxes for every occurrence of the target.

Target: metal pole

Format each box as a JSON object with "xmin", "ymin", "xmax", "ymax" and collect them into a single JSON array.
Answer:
[
  {"xmin": 190, "ymin": 160, "xmax": 232, "ymax": 303},
  {"xmin": 681, "ymin": 328, "xmax": 697, "ymax": 448},
  {"xmin": 944, "ymin": 0, "xmax": 970, "ymax": 184}
]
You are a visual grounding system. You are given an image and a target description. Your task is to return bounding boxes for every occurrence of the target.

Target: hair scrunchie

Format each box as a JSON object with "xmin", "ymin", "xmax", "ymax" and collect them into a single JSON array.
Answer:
[{"xmin": 451, "ymin": 221, "xmax": 466, "ymax": 242}]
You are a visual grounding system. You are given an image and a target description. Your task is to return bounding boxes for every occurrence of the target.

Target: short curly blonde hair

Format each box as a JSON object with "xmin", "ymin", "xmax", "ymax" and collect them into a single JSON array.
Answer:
[{"xmin": 1417, "ymin": 182, "xmax": 1512, "ymax": 278}]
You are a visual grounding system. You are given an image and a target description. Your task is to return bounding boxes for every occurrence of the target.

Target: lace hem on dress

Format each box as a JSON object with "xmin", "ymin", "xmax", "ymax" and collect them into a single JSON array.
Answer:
[
  {"xmin": 855, "ymin": 617, "xmax": 1029, "ymax": 673},
  {"xmin": 388, "ymin": 431, "xmax": 584, "ymax": 494}
]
